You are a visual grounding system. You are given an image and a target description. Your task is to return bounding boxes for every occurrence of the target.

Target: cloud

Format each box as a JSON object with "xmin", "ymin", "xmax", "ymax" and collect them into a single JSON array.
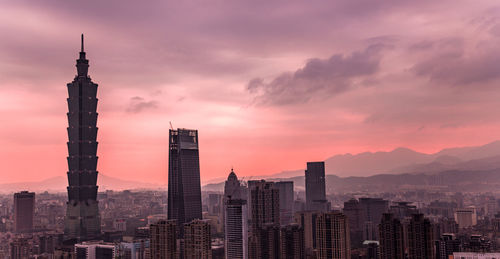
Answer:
[
  {"xmin": 411, "ymin": 34, "xmax": 500, "ymax": 87},
  {"xmin": 247, "ymin": 44, "xmax": 388, "ymax": 105},
  {"xmin": 126, "ymin": 96, "xmax": 158, "ymax": 113}
]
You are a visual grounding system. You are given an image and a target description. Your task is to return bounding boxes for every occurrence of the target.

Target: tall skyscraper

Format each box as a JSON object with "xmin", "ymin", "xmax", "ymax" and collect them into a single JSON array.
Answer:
[
  {"xmin": 64, "ymin": 35, "xmax": 101, "ymax": 241},
  {"xmin": 378, "ymin": 213, "xmax": 404, "ymax": 259},
  {"xmin": 280, "ymin": 224, "xmax": 305, "ymax": 259},
  {"xmin": 225, "ymin": 198, "xmax": 248, "ymax": 259},
  {"xmin": 305, "ymin": 162, "xmax": 327, "ymax": 212},
  {"xmin": 184, "ymin": 219, "xmax": 212, "ymax": 259},
  {"xmin": 316, "ymin": 212, "xmax": 350, "ymax": 259},
  {"xmin": 276, "ymin": 181, "xmax": 294, "ymax": 225},
  {"xmin": 167, "ymin": 128, "xmax": 202, "ymax": 229},
  {"xmin": 407, "ymin": 214, "xmax": 435, "ymax": 259},
  {"xmin": 150, "ymin": 220, "xmax": 177, "ymax": 259},
  {"xmin": 13, "ymin": 191, "xmax": 34, "ymax": 233}
]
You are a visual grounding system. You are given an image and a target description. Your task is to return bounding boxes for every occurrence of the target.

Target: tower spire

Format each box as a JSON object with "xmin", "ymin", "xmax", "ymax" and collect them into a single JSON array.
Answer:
[{"xmin": 81, "ymin": 34, "xmax": 84, "ymax": 52}]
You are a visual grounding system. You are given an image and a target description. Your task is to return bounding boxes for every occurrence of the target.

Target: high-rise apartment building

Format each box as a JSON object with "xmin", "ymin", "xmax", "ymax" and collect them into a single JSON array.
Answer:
[
  {"xmin": 359, "ymin": 198, "xmax": 389, "ymax": 241},
  {"xmin": 184, "ymin": 219, "xmax": 212, "ymax": 259},
  {"xmin": 249, "ymin": 223, "xmax": 280, "ymax": 259},
  {"xmin": 294, "ymin": 211, "xmax": 320, "ymax": 253},
  {"xmin": 150, "ymin": 220, "xmax": 177, "ymax": 259},
  {"xmin": 436, "ymin": 233, "xmax": 461, "ymax": 259},
  {"xmin": 13, "ymin": 191, "xmax": 34, "ymax": 233},
  {"xmin": 305, "ymin": 162, "xmax": 327, "ymax": 212},
  {"xmin": 406, "ymin": 214, "xmax": 435, "ymax": 259},
  {"xmin": 280, "ymin": 224, "xmax": 305, "ymax": 259},
  {"xmin": 225, "ymin": 198, "xmax": 248, "ymax": 259},
  {"xmin": 378, "ymin": 213, "xmax": 404, "ymax": 259},
  {"xmin": 316, "ymin": 212, "xmax": 350, "ymax": 259},
  {"xmin": 167, "ymin": 128, "xmax": 202, "ymax": 230},
  {"xmin": 248, "ymin": 180, "xmax": 280, "ymax": 231},
  {"xmin": 276, "ymin": 181, "xmax": 294, "ymax": 225},
  {"xmin": 248, "ymin": 180, "xmax": 280, "ymax": 259},
  {"xmin": 64, "ymin": 35, "xmax": 101, "ymax": 241}
]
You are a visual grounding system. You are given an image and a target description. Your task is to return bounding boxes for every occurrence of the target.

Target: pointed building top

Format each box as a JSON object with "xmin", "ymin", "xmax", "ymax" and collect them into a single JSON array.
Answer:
[{"xmin": 81, "ymin": 34, "xmax": 84, "ymax": 52}]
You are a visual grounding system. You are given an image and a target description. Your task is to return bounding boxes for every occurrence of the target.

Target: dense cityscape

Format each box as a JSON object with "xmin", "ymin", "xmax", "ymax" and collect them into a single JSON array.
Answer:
[{"xmin": 2, "ymin": 36, "xmax": 500, "ymax": 259}]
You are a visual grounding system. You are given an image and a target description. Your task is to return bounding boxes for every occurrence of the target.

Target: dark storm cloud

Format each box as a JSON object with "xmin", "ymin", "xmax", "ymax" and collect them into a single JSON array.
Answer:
[
  {"xmin": 412, "ymin": 37, "xmax": 500, "ymax": 86},
  {"xmin": 247, "ymin": 44, "xmax": 388, "ymax": 105}
]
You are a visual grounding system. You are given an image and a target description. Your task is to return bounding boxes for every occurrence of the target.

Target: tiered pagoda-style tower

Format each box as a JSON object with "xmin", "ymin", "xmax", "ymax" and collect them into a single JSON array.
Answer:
[{"xmin": 64, "ymin": 34, "xmax": 101, "ymax": 241}]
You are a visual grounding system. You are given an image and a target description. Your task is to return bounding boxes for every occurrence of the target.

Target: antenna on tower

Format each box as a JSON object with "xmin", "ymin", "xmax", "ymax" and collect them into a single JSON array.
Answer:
[
  {"xmin": 169, "ymin": 121, "xmax": 174, "ymax": 130},
  {"xmin": 81, "ymin": 34, "xmax": 84, "ymax": 52}
]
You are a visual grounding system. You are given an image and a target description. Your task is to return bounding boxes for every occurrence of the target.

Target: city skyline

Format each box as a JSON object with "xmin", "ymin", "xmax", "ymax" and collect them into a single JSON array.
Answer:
[{"xmin": 2, "ymin": 1, "xmax": 500, "ymax": 184}]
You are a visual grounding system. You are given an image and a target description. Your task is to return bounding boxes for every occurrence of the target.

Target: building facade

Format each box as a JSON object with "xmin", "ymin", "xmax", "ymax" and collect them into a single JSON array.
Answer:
[
  {"xmin": 378, "ymin": 213, "xmax": 404, "ymax": 259},
  {"xmin": 276, "ymin": 181, "xmax": 294, "ymax": 226},
  {"xmin": 280, "ymin": 224, "xmax": 305, "ymax": 259},
  {"xmin": 150, "ymin": 220, "xmax": 177, "ymax": 259},
  {"xmin": 316, "ymin": 212, "xmax": 350, "ymax": 259},
  {"xmin": 167, "ymin": 128, "xmax": 202, "ymax": 230},
  {"xmin": 407, "ymin": 214, "xmax": 435, "ymax": 259},
  {"xmin": 64, "ymin": 34, "xmax": 101, "ymax": 241},
  {"xmin": 184, "ymin": 219, "xmax": 212, "ymax": 259},
  {"xmin": 13, "ymin": 191, "xmax": 34, "ymax": 233},
  {"xmin": 305, "ymin": 162, "xmax": 327, "ymax": 212},
  {"xmin": 225, "ymin": 198, "xmax": 248, "ymax": 259}
]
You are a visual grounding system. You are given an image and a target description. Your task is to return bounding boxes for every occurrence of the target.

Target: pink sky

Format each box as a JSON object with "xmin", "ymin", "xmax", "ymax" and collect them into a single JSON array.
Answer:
[{"xmin": 1, "ymin": 0, "xmax": 500, "ymax": 184}]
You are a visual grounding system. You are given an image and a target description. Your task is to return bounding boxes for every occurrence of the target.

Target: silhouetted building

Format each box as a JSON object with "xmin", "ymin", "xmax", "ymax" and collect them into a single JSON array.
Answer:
[
  {"xmin": 294, "ymin": 211, "xmax": 320, "ymax": 254},
  {"xmin": 64, "ymin": 34, "xmax": 101, "ymax": 241},
  {"xmin": 280, "ymin": 224, "xmax": 305, "ymax": 259},
  {"xmin": 248, "ymin": 180, "xmax": 280, "ymax": 231},
  {"xmin": 343, "ymin": 199, "xmax": 362, "ymax": 247},
  {"xmin": 249, "ymin": 223, "xmax": 280, "ymax": 259},
  {"xmin": 184, "ymin": 219, "xmax": 212, "ymax": 259},
  {"xmin": 435, "ymin": 233, "xmax": 461, "ymax": 259},
  {"xmin": 362, "ymin": 240, "xmax": 380, "ymax": 259},
  {"xmin": 407, "ymin": 214, "xmax": 435, "ymax": 259},
  {"xmin": 167, "ymin": 128, "xmax": 202, "ymax": 231},
  {"xmin": 150, "ymin": 220, "xmax": 177, "ymax": 259},
  {"xmin": 379, "ymin": 213, "xmax": 404, "ymax": 259},
  {"xmin": 305, "ymin": 162, "xmax": 327, "ymax": 212},
  {"xmin": 276, "ymin": 181, "xmax": 294, "ymax": 225},
  {"xmin": 248, "ymin": 180, "xmax": 280, "ymax": 259},
  {"xmin": 10, "ymin": 238, "xmax": 30, "ymax": 259},
  {"xmin": 225, "ymin": 199, "xmax": 248, "ymax": 259},
  {"xmin": 13, "ymin": 191, "xmax": 34, "ymax": 233},
  {"xmin": 316, "ymin": 212, "xmax": 350, "ymax": 259},
  {"xmin": 224, "ymin": 169, "xmax": 244, "ymax": 201},
  {"xmin": 359, "ymin": 198, "xmax": 389, "ymax": 241}
]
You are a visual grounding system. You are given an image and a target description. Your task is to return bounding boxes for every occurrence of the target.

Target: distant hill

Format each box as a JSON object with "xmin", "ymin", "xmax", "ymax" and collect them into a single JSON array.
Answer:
[
  {"xmin": 0, "ymin": 174, "xmax": 163, "ymax": 194},
  {"xmin": 257, "ymin": 140, "xmax": 500, "ymax": 178},
  {"xmin": 203, "ymin": 168, "xmax": 500, "ymax": 193}
]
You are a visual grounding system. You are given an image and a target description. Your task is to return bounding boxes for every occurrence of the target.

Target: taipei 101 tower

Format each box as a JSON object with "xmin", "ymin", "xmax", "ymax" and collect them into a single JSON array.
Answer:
[{"xmin": 64, "ymin": 35, "xmax": 101, "ymax": 241}]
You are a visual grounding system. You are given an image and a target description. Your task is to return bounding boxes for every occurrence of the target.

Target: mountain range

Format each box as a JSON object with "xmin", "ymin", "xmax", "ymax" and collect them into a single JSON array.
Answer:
[
  {"xmin": 0, "ymin": 174, "xmax": 163, "ymax": 194},
  {"xmin": 4, "ymin": 140, "xmax": 500, "ymax": 193},
  {"xmin": 203, "ymin": 140, "xmax": 500, "ymax": 193},
  {"xmin": 267, "ymin": 140, "xmax": 500, "ymax": 178}
]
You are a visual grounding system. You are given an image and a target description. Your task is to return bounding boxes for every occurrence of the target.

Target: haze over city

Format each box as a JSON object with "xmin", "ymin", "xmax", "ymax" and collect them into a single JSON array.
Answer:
[{"xmin": 2, "ymin": 0, "xmax": 500, "ymax": 186}]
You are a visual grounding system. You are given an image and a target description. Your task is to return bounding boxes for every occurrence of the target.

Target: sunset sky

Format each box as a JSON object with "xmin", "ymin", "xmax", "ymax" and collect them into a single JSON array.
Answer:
[{"xmin": 1, "ymin": 0, "xmax": 500, "ymax": 184}]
